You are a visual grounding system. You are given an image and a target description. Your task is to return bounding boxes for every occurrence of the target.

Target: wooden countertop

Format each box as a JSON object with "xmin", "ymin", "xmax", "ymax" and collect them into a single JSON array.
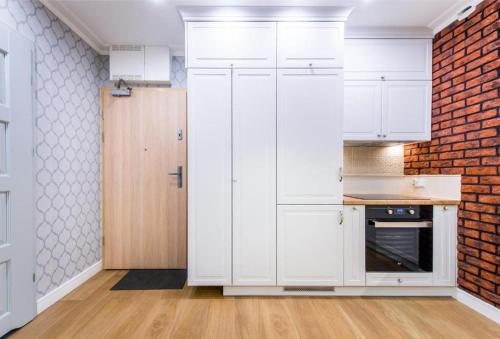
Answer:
[{"xmin": 343, "ymin": 196, "xmax": 460, "ymax": 205}]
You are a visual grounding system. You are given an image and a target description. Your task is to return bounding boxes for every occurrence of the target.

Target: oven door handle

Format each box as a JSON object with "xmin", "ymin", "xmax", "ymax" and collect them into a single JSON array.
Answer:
[{"xmin": 374, "ymin": 221, "xmax": 432, "ymax": 229}]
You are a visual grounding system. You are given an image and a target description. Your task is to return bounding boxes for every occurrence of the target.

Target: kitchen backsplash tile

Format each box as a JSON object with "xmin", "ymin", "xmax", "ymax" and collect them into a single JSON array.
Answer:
[{"xmin": 344, "ymin": 145, "xmax": 404, "ymax": 175}]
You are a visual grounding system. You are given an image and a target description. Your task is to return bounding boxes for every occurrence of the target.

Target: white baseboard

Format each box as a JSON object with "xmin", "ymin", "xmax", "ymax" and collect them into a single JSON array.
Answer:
[
  {"xmin": 455, "ymin": 289, "xmax": 500, "ymax": 324},
  {"xmin": 36, "ymin": 260, "xmax": 102, "ymax": 314}
]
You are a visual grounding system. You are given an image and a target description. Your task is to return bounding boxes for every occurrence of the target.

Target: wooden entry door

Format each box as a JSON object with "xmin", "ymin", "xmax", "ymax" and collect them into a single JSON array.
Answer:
[{"xmin": 102, "ymin": 87, "xmax": 186, "ymax": 269}]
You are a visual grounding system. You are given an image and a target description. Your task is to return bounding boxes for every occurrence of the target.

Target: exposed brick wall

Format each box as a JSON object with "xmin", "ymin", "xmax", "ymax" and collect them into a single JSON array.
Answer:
[{"xmin": 404, "ymin": 0, "xmax": 499, "ymax": 307}]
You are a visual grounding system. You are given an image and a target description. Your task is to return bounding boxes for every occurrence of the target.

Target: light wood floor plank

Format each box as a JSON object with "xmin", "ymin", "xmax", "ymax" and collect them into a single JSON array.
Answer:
[{"xmin": 10, "ymin": 271, "xmax": 500, "ymax": 339}]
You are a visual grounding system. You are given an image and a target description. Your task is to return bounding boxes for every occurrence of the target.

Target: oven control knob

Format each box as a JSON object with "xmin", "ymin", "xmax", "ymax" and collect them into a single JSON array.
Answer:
[
  {"xmin": 408, "ymin": 209, "xmax": 415, "ymax": 215},
  {"xmin": 387, "ymin": 209, "xmax": 394, "ymax": 215}
]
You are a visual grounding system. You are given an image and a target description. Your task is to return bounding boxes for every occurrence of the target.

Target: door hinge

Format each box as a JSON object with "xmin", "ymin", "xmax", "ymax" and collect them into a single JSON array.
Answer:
[
  {"xmin": 33, "ymin": 273, "xmax": 36, "ymax": 282},
  {"xmin": 339, "ymin": 167, "xmax": 343, "ymax": 182},
  {"xmin": 101, "ymin": 132, "xmax": 104, "ymax": 143}
]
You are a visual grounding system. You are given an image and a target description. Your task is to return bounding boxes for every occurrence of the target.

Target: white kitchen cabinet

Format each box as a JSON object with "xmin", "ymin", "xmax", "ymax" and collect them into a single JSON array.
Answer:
[
  {"xmin": 186, "ymin": 22, "xmax": 276, "ymax": 68},
  {"xmin": 277, "ymin": 205, "xmax": 343, "ymax": 286},
  {"xmin": 144, "ymin": 46, "xmax": 171, "ymax": 82},
  {"xmin": 277, "ymin": 69, "xmax": 343, "ymax": 204},
  {"xmin": 344, "ymin": 80, "xmax": 431, "ymax": 142},
  {"xmin": 344, "ymin": 39, "xmax": 432, "ymax": 80},
  {"xmin": 187, "ymin": 69, "xmax": 232, "ymax": 285},
  {"xmin": 433, "ymin": 205, "xmax": 457, "ymax": 287},
  {"xmin": 277, "ymin": 22, "xmax": 344, "ymax": 68},
  {"xmin": 383, "ymin": 81, "xmax": 431, "ymax": 141},
  {"xmin": 344, "ymin": 81, "xmax": 382, "ymax": 141},
  {"xmin": 343, "ymin": 205, "xmax": 365, "ymax": 286},
  {"xmin": 232, "ymin": 69, "xmax": 276, "ymax": 286}
]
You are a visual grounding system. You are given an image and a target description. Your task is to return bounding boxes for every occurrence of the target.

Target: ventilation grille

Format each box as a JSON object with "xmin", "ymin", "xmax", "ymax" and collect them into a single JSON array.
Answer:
[
  {"xmin": 111, "ymin": 45, "xmax": 143, "ymax": 52},
  {"xmin": 283, "ymin": 286, "xmax": 335, "ymax": 292}
]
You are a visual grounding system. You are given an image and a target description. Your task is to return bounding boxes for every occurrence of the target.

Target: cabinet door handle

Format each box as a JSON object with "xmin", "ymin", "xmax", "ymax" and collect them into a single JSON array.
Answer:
[
  {"xmin": 382, "ymin": 134, "xmax": 387, "ymax": 138},
  {"xmin": 377, "ymin": 134, "xmax": 381, "ymax": 138},
  {"xmin": 338, "ymin": 211, "xmax": 344, "ymax": 225},
  {"xmin": 339, "ymin": 167, "xmax": 343, "ymax": 182},
  {"xmin": 397, "ymin": 278, "xmax": 403, "ymax": 283}
]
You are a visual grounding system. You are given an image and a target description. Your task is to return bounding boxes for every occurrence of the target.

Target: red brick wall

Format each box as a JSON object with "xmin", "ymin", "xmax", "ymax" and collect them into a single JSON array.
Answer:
[{"xmin": 404, "ymin": 0, "xmax": 499, "ymax": 307}]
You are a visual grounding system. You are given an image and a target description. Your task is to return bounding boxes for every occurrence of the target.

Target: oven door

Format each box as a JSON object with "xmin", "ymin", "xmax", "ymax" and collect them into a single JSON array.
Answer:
[{"xmin": 366, "ymin": 219, "xmax": 433, "ymax": 272}]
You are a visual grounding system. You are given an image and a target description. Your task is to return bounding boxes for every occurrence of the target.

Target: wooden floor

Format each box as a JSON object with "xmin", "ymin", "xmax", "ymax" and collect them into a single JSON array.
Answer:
[{"xmin": 11, "ymin": 270, "xmax": 499, "ymax": 339}]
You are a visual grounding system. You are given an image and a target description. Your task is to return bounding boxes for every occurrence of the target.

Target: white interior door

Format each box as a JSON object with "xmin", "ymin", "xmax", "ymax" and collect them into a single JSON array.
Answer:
[
  {"xmin": 0, "ymin": 24, "xmax": 35, "ymax": 336},
  {"xmin": 232, "ymin": 69, "xmax": 276, "ymax": 286},
  {"xmin": 187, "ymin": 69, "xmax": 232, "ymax": 285},
  {"xmin": 344, "ymin": 81, "xmax": 383, "ymax": 141},
  {"xmin": 277, "ymin": 69, "xmax": 343, "ymax": 204}
]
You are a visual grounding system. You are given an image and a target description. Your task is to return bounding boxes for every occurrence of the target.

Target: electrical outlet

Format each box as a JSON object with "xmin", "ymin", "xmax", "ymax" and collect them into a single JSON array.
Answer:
[{"xmin": 413, "ymin": 178, "xmax": 426, "ymax": 188}]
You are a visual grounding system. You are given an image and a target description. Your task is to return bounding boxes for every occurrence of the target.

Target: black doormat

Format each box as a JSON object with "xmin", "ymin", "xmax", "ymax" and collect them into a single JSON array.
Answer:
[{"xmin": 111, "ymin": 269, "xmax": 187, "ymax": 290}]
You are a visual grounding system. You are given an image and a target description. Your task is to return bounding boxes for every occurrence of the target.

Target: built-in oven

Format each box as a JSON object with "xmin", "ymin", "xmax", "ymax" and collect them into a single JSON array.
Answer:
[{"xmin": 366, "ymin": 205, "xmax": 433, "ymax": 273}]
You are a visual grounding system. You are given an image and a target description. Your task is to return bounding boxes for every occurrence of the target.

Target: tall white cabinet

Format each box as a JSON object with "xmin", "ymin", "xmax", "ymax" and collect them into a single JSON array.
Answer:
[
  {"xmin": 187, "ymin": 69, "xmax": 232, "ymax": 285},
  {"xmin": 184, "ymin": 9, "xmax": 349, "ymax": 287},
  {"xmin": 232, "ymin": 69, "xmax": 277, "ymax": 285}
]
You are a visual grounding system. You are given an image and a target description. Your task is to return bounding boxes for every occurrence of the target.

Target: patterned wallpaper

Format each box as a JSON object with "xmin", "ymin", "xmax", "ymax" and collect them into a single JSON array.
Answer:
[
  {"xmin": 0, "ymin": 0, "xmax": 107, "ymax": 297},
  {"xmin": 171, "ymin": 56, "xmax": 186, "ymax": 88}
]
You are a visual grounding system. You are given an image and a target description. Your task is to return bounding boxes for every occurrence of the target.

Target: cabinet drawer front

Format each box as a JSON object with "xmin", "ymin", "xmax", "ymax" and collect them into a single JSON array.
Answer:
[
  {"xmin": 277, "ymin": 22, "xmax": 344, "ymax": 68},
  {"xmin": 366, "ymin": 273, "xmax": 433, "ymax": 286},
  {"xmin": 277, "ymin": 205, "xmax": 344, "ymax": 286},
  {"xmin": 345, "ymin": 39, "xmax": 432, "ymax": 80},
  {"xmin": 187, "ymin": 22, "xmax": 276, "ymax": 68}
]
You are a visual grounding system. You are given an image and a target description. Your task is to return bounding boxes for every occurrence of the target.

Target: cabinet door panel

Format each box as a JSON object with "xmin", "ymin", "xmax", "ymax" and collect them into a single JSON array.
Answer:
[
  {"xmin": 277, "ymin": 69, "xmax": 343, "ymax": 204},
  {"xmin": 233, "ymin": 69, "xmax": 276, "ymax": 285},
  {"xmin": 433, "ymin": 206, "xmax": 457, "ymax": 286},
  {"xmin": 343, "ymin": 205, "xmax": 365, "ymax": 286},
  {"xmin": 344, "ymin": 81, "xmax": 382, "ymax": 140},
  {"xmin": 187, "ymin": 69, "xmax": 232, "ymax": 285},
  {"xmin": 277, "ymin": 22, "xmax": 344, "ymax": 68},
  {"xmin": 187, "ymin": 22, "xmax": 276, "ymax": 68},
  {"xmin": 383, "ymin": 81, "xmax": 431, "ymax": 141},
  {"xmin": 345, "ymin": 39, "xmax": 432, "ymax": 80},
  {"xmin": 277, "ymin": 205, "xmax": 343, "ymax": 286}
]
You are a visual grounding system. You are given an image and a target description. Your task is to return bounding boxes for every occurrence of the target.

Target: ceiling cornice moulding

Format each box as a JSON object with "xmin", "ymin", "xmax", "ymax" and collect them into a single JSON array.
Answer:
[
  {"xmin": 178, "ymin": 6, "xmax": 355, "ymax": 22},
  {"xmin": 40, "ymin": 0, "xmax": 109, "ymax": 55},
  {"xmin": 429, "ymin": 0, "xmax": 484, "ymax": 35}
]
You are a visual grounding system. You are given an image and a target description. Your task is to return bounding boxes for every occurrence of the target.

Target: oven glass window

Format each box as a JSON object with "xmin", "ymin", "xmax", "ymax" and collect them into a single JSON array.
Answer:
[{"xmin": 366, "ymin": 225, "xmax": 433, "ymax": 272}]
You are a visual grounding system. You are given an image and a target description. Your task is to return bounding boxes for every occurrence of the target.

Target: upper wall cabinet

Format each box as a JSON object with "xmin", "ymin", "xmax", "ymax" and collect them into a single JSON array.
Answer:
[
  {"xmin": 186, "ymin": 22, "xmax": 276, "ymax": 68},
  {"xmin": 277, "ymin": 22, "xmax": 344, "ymax": 68},
  {"xmin": 344, "ymin": 39, "xmax": 432, "ymax": 80},
  {"xmin": 344, "ymin": 81, "xmax": 431, "ymax": 142},
  {"xmin": 383, "ymin": 81, "xmax": 431, "ymax": 141}
]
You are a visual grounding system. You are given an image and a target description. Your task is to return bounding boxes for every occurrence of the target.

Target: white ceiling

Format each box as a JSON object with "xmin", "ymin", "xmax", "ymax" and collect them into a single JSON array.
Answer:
[{"xmin": 41, "ymin": 0, "xmax": 480, "ymax": 55}]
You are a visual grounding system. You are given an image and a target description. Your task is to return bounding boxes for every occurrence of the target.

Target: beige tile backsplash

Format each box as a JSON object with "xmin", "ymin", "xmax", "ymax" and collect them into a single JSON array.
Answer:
[{"xmin": 344, "ymin": 145, "xmax": 404, "ymax": 175}]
